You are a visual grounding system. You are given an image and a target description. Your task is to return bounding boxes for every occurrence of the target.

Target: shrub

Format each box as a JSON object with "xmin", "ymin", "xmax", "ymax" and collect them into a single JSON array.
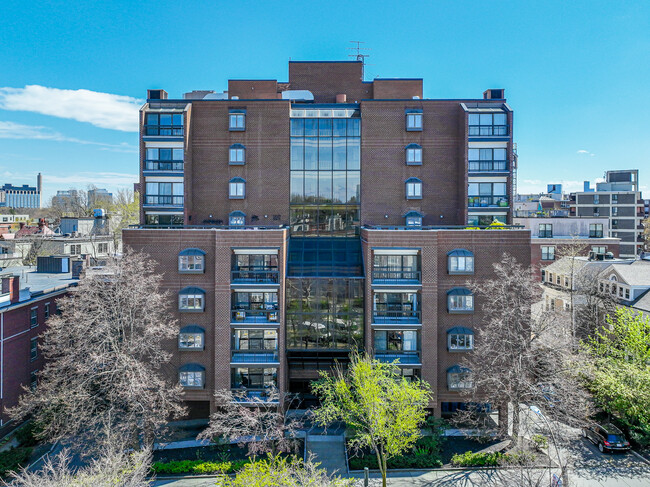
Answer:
[
  {"xmin": 151, "ymin": 458, "xmax": 249, "ymax": 475},
  {"xmin": 531, "ymin": 434, "xmax": 548, "ymax": 451},
  {"xmin": 450, "ymin": 451, "xmax": 503, "ymax": 467},
  {"xmin": 15, "ymin": 422, "xmax": 42, "ymax": 448},
  {"xmin": 0, "ymin": 447, "xmax": 33, "ymax": 478}
]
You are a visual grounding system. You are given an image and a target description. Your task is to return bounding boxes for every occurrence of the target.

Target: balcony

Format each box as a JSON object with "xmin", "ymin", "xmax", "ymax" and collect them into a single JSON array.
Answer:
[
  {"xmin": 372, "ymin": 310, "xmax": 421, "ymax": 325},
  {"xmin": 231, "ymin": 267, "xmax": 280, "ymax": 285},
  {"xmin": 144, "ymin": 160, "xmax": 184, "ymax": 172},
  {"xmin": 231, "ymin": 351, "xmax": 279, "ymax": 365},
  {"xmin": 372, "ymin": 267, "xmax": 421, "ymax": 285},
  {"xmin": 231, "ymin": 390, "xmax": 279, "ymax": 404},
  {"xmin": 468, "ymin": 125, "xmax": 508, "ymax": 137},
  {"xmin": 144, "ymin": 125, "xmax": 184, "ymax": 137},
  {"xmin": 468, "ymin": 196, "xmax": 509, "ymax": 208},
  {"xmin": 374, "ymin": 352, "xmax": 421, "ymax": 366},
  {"xmin": 231, "ymin": 306, "xmax": 279, "ymax": 324},
  {"xmin": 468, "ymin": 160, "xmax": 508, "ymax": 172},
  {"xmin": 143, "ymin": 195, "xmax": 184, "ymax": 207}
]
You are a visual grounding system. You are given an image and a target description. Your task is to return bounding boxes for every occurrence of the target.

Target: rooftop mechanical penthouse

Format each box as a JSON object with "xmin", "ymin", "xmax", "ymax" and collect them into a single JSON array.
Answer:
[{"xmin": 124, "ymin": 60, "xmax": 530, "ymax": 416}]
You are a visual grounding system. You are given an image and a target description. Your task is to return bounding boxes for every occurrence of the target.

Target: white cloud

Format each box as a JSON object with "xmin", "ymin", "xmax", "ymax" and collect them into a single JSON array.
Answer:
[
  {"xmin": 577, "ymin": 149, "xmax": 595, "ymax": 156},
  {"xmin": 43, "ymin": 172, "xmax": 138, "ymax": 186},
  {"xmin": 0, "ymin": 121, "xmax": 137, "ymax": 152},
  {"xmin": 0, "ymin": 85, "xmax": 142, "ymax": 132}
]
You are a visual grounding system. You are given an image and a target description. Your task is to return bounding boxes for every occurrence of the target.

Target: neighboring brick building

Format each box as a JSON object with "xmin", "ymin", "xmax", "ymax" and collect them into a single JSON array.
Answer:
[
  {"xmin": 123, "ymin": 60, "xmax": 530, "ymax": 416},
  {"xmin": 0, "ymin": 259, "xmax": 78, "ymax": 435}
]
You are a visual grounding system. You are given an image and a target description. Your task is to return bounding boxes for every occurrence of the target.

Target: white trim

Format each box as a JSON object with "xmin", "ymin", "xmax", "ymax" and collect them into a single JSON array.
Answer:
[
  {"xmin": 467, "ymin": 141, "xmax": 508, "ymax": 148},
  {"xmin": 468, "ymin": 211, "xmax": 508, "ymax": 216},
  {"xmin": 373, "ymin": 288, "xmax": 420, "ymax": 294},
  {"xmin": 468, "ymin": 176, "xmax": 508, "ymax": 183},
  {"xmin": 143, "ymin": 141, "xmax": 184, "ymax": 148},
  {"xmin": 144, "ymin": 211, "xmax": 184, "ymax": 215},
  {"xmin": 231, "ymin": 288, "xmax": 278, "ymax": 293},
  {"xmin": 232, "ymin": 248, "xmax": 279, "ymax": 255},
  {"xmin": 144, "ymin": 176, "xmax": 184, "ymax": 183},
  {"xmin": 373, "ymin": 249, "xmax": 419, "ymax": 256}
]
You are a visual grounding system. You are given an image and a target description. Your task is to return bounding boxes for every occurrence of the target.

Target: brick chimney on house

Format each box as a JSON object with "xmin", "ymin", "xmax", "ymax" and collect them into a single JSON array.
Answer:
[{"xmin": 1, "ymin": 274, "xmax": 20, "ymax": 304}]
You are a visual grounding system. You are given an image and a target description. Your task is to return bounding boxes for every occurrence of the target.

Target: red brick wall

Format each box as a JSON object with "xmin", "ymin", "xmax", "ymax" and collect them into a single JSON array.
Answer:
[
  {"xmin": 361, "ymin": 228, "xmax": 531, "ymax": 412},
  {"xmin": 373, "ymin": 79, "xmax": 423, "ymax": 100},
  {"xmin": 123, "ymin": 228, "xmax": 288, "ymax": 412},
  {"xmin": 288, "ymin": 62, "xmax": 372, "ymax": 103}
]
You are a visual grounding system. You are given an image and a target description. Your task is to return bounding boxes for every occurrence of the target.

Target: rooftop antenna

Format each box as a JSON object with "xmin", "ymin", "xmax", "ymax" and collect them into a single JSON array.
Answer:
[{"xmin": 347, "ymin": 41, "xmax": 371, "ymax": 80}]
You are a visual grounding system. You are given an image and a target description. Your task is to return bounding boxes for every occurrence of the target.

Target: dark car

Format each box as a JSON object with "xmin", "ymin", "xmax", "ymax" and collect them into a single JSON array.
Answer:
[{"xmin": 582, "ymin": 423, "xmax": 631, "ymax": 453}]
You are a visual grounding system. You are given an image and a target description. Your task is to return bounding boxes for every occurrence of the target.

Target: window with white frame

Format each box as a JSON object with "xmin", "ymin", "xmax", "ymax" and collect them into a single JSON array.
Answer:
[
  {"xmin": 539, "ymin": 223, "xmax": 553, "ymax": 238},
  {"xmin": 447, "ymin": 327, "xmax": 474, "ymax": 351},
  {"xmin": 448, "ymin": 249, "xmax": 474, "ymax": 274},
  {"xmin": 179, "ymin": 287, "xmax": 205, "ymax": 312},
  {"xmin": 179, "ymin": 325, "xmax": 205, "ymax": 350},
  {"xmin": 229, "ymin": 144, "xmax": 246, "ymax": 164},
  {"xmin": 589, "ymin": 223, "xmax": 603, "ymax": 238},
  {"xmin": 406, "ymin": 111, "xmax": 423, "ymax": 131},
  {"xmin": 541, "ymin": 246, "xmax": 555, "ymax": 261},
  {"xmin": 229, "ymin": 178, "xmax": 246, "ymax": 199},
  {"xmin": 447, "ymin": 288, "xmax": 474, "ymax": 313},
  {"xmin": 447, "ymin": 365, "xmax": 473, "ymax": 390},
  {"xmin": 405, "ymin": 144, "xmax": 422, "ymax": 165},
  {"xmin": 229, "ymin": 112, "xmax": 245, "ymax": 131},
  {"xmin": 179, "ymin": 248, "xmax": 205, "ymax": 273},
  {"xmin": 179, "ymin": 364, "xmax": 205, "ymax": 388},
  {"xmin": 405, "ymin": 178, "xmax": 422, "ymax": 199},
  {"xmin": 592, "ymin": 246, "xmax": 606, "ymax": 254}
]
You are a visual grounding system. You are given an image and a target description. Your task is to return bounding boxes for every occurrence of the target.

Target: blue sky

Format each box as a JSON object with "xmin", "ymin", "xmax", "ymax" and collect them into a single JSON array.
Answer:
[{"xmin": 1, "ymin": 0, "xmax": 649, "ymax": 201}]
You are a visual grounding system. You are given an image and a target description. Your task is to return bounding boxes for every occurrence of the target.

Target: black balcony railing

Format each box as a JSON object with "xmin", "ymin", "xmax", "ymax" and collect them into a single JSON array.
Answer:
[
  {"xmin": 144, "ymin": 125, "xmax": 184, "ymax": 136},
  {"xmin": 372, "ymin": 268, "xmax": 421, "ymax": 283},
  {"xmin": 231, "ymin": 352, "xmax": 279, "ymax": 364},
  {"xmin": 144, "ymin": 160, "xmax": 184, "ymax": 172},
  {"xmin": 468, "ymin": 160, "xmax": 508, "ymax": 172},
  {"xmin": 468, "ymin": 196, "xmax": 509, "ymax": 208},
  {"xmin": 231, "ymin": 306, "xmax": 279, "ymax": 324},
  {"xmin": 469, "ymin": 125, "xmax": 508, "ymax": 136},
  {"xmin": 231, "ymin": 268, "xmax": 280, "ymax": 284},
  {"xmin": 144, "ymin": 195, "xmax": 184, "ymax": 206},
  {"xmin": 232, "ymin": 390, "xmax": 279, "ymax": 403},
  {"xmin": 372, "ymin": 310, "xmax": 421, "ymax": 325}
]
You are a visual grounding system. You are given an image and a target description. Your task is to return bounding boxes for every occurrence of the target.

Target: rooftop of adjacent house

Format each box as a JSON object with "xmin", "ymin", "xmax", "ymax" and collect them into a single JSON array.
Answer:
[
  {"xmin": 606, "ymin": 259, "xmax": 650, "ymax": 286},
  {"xmin": 631, "ymin": 288, "xmax": 650, "ymax": 313},
  {"xmin": 3, "ymin": 266, "xmax": 78, "ymax": 295}
]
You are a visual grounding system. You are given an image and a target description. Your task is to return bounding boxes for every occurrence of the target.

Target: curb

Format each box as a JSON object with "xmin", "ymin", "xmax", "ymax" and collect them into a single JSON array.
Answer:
[
  {"xmin": 630, "ymin": 450, "xmax": 650, "ymax": 466},
  {"xmin": 349, "ymin": 465, "xmax": 561, "ymax": 474}
]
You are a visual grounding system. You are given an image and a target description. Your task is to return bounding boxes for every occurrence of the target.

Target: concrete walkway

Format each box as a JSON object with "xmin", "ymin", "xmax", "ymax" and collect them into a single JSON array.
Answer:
[{"xmin": 306, "ymin": 433, "xmax": 348, "ymax": 476}]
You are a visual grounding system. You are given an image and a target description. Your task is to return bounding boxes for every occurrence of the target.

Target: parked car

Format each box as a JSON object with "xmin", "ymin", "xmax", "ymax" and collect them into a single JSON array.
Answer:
[{"xmin": 582, "ymin": 423, "xmax": 631, "ymax": 453}]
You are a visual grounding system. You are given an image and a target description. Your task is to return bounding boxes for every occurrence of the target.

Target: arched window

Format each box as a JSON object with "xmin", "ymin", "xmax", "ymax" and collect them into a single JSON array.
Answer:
[
  {"xmin": 229, "ymin": 211, "xmax": 246, "ymax": 226},
  {"xmin": 179, "ymin": 363, "xmax": 205, "ymax": 388},
  {"xmin": 447, "ymin": 287, "xmax": 474, "ymax": 313},
  {"xmin": 229, "ymin": 144, "xmax": 246, "ymax": 165},
  {"xmin": 179, "ymin": 325, "xmax": 205, "ymax": 350},
  {"xmin": 447, "ymin": 249, "xmax": 474, "ymax": 275},
  {"xmin": 447, "ymin": 327, "xmax": 474, "ymax": 351},
  {"xmin": 405, "ymin": 178, "xmax": 422, "ymax": 199},
  {"xmin": 405, "ymin": 143, "xmax": 422, "ymax": 165},
  {"xmin": 178, "ymin": 287, "xmax": 205, "ymax": 312},
  {"xmin": 178, "ymin": 248, "xmax": 206, "ymax": 273},
  {"xmin": 447, "ymin": 365, "xmax": 473, "ymax": 390},
  {"xmin": 229, "ymin": 178, "xmax": 246, "ymax": 199},
  {"xmin": 404, "ymin": 211, "xmax": 422, "ymax": 228}
]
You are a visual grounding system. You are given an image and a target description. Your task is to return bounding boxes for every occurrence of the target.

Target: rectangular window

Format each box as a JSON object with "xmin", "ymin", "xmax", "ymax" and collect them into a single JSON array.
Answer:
[
  {"xmin": 612, "ymin": 194, "xmax": 618, "ymax": 203},
  {"xmin": 229, "ymin": 181, "xmax": 245, "ymax": 199},
  {"xmin": 229, "ymin": 113, "xmax": 245, "ymax": 130},
  {"xmin": 406, "ymin": 147, "xmax": 422, "ymax": 165},
  {"xmin": 448, "ymin": 370, "xmax": 473, "ymax": 390},
  {"xmin": 448, "ymin": 295, "xmax": 474, "ymax": 313},
  {"xmin": 612, "ymin": 207, "xmax": 618, "ymax": 216},
  {"xmin": 406, "ymin": 112, "xmax": 423, "ymax": 131},
  {"xmin": 373, "ymin": 255, "xmax": 419, "ymax": 281},
  {"xmin": 30, "ymin": 370, "xmax": 38, "ymax": 390},
  {"xmin": 179, "ymin": 255, "xmax": 204, "ymax": 272},
  {"xmin": 541, "ymin": 246, "xmax": 555, "ymax": 260},
  {"xmin": 229, "ymin": 147, "xmax": 245, "ymax": 164},
  {"xmin": 625, "ymin": 288, "xmax": 630, "ymax": 300},
  {"xmin": 145, "ymin": 148, "xmax": 184, "ymax": 171},
  {"xmin": 406, "ymin": 215, "xmax": 422, "ymax": 227},
  {"xmin": 449, "ymin": 255, "xmax": 474, "ymax": 274},
  {"xmin": 406, "ymin": 180, "xmax": 422, "ymax": 199},
  {"xmin": 448, "ymin": 333, "xmax": 474, "ymax": 351},
  {"xmin": 44, "ymin": 303, "xmax": 50, "ymax": 319},
  {"xmin": 30, "ymin": 337, "xmax": 38, "ymax": 361},
  {"xmin": 179, "ymin": 294, "xmax": 204, "ymax": 311},
  {"xmin": 234, "ymin": 329, "xmax": 278, "ymax": 351},
  {"xmin": 468, "ymin": 112, "xmax": 508, "ymax": 136},
  {"xmin": 179, "ymin": 333, "xmax": 204, "ymax": 349},
  {"xmin": 589, "ymin": 223, "xmax": 603, "ymax": 238},
  {"xmin": 232, "ymin": 367, "xmax": 277, "ymax": 389},
  {"xmin": 180, "ymin": 371, "xmax": 204, "ymax": 388},
  {"xmin": 144, "ymin": 182, "xmax": 184, "ymax": 206},
  {"xmin": 468, "ymin": 147, "xmax": 508, "ymax": 171},
  {"xmin": 30, "ymin": 308, "xmax": 38, "ymax": 328},
  {"xmin": 539, "ymin": 224, "xmax": 553, "ymax": 238},
  {"xmin": 592, "ymin": 246, "xmax": 606, "ymax": 254},
  {"xmin": 145, "ymin": 112, "xmax": 183, "ymax": 136},
  {"xmin": 374, "ymin": 330, "xmax": 418, "ymax": 352}
]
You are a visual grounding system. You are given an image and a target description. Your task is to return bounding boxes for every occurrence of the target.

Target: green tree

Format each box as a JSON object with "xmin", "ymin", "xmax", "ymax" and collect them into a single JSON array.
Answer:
[
  {"xmin": 585, "ymin": 308, "xmax": 650, "ymax": 446},
  {"xmin": 312, "ymin": 353, "xmax": 432, "ymax": 487}
]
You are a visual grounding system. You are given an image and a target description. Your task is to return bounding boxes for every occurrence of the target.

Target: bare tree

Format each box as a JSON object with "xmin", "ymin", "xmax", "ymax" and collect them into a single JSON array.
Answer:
[
  {"xmin": 3, "ymin": 446, "xmax": 151, "ymax": 487},
  {"xmin": 9, "ymin": 250, "xmax": 186, "ymax": 452},
  {"xmin": 197, "ymin": 388, "xmax": 304, "ymax": 458},
  {"xmin": 455, "ymin": 254, "xmax": 592, "ymax": 446},
  {"xmin": 47, "ymin": 188, "xmax": 92, "ymax": 219}
]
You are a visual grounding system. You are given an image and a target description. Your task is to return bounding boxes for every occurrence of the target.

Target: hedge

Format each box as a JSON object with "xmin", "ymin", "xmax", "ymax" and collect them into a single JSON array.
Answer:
[{"xmin": 151, "ymin": 458, "xmax": 250, "ymax": 475}]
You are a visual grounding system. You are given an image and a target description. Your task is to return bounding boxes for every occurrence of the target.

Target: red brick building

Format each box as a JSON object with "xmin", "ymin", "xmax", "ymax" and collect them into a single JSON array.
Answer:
[
  {"xmin": 124, "ymin": 60, "xmax": 530, "ymax": 416},
  {"xmin": 0, "ymin": 262, "xmax": 78, "ymax": 435}
]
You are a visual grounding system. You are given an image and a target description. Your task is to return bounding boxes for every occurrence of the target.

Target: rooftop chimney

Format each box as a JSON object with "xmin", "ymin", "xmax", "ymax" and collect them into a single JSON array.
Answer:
[
  {"xmin": 336, "ymin": 94, "xmax": 347, "ymax": 103},
  {"xmin": 1, "ymin": 275, "xmax": 20, "ymax": 304},
  {"xmin": 37, "ymin": 172, "xmax": 42, "ymax": 193},
  {"xmin": 147, "ymin": 89, "xmax": 168, "ymax": 100}
]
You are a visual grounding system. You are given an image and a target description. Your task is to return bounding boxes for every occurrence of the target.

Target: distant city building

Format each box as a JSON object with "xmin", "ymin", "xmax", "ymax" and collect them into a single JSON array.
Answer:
[
  {"xmin": 570, "ymin": 170, "xmax": 644, "ymax": 257},
  {"xmin": 88, "ymin": 188, "xmax": 113, "ymax": 207},
  {"xmin": 0, "ymin": 173, "xmax": 42, "ymax": 209}
]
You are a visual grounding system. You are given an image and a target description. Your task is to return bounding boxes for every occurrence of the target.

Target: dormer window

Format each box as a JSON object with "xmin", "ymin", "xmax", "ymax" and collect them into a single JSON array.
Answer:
[
  {"xmin": 448, "ymin": 249, "xmax": 474, "ymax": 275},
  {"xmin": 405, "ymin": 144, "xmax": 422, "ymax": 165},
  {"xmin": 447, "ymin": 287, "xmax": 474, "ymax": 313},
  {"xmin": 178, "ymin": 248, "xmax": 206, "ymax": 273},
  {"xmin": 179, "ymin": 325, "xmax": 205, "ymax": 350},
  {"xmin": 229, "ymin": 110, "xmax": 246, "ymax": 131},
  {"xmin": 229, "ymin": 144, "xmax": 246, "ymax": 165},
  {"xmin": 179, "ymin": 287, "xmax": 205, "ymax": 312}
]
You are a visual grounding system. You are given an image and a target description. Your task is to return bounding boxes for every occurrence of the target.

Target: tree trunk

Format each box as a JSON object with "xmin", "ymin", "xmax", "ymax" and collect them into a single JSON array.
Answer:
[
  {"xmin": 382, "ymin": 452, "xmax": 388, "ymax": 487},
  {"xmin": 511, "ymin": 403, "xmax": 520, "ymax": 448}
]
